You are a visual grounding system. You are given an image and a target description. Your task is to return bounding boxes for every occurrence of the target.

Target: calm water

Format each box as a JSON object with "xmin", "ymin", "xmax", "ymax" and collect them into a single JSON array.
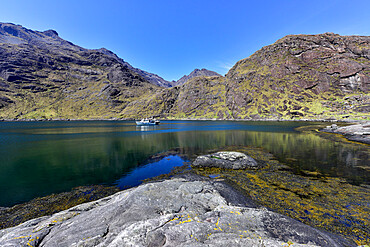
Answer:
[{"xmin": 0, "ymin": 120, "xmax": 368, "ymax": 207}]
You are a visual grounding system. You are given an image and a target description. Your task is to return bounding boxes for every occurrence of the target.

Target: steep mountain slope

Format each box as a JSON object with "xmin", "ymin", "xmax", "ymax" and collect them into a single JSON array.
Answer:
[
  {"xmin": 0, "ymin": 23, "xmax": 165, "ymax": 119},
  {"xmin": 0, "ymin": 24, "xmax": 369, "ymax": 120},
  {"xmin": 122, "ymin": 75, "xmax": 227, "ymax": 119},
  {"xmin": 161, "ymin": 33, "xmax": 369, "ymax": 120},
  {"xmin": 126, "ymin": 64, "xmax": 171, "ymax": 87},
  {"xmin": 173, "ymin": 68, "xmax": 221, "ymax": 86},
  {"xmin": 224, "ymin": 33, "xmax": 369, "ymax": 119}
]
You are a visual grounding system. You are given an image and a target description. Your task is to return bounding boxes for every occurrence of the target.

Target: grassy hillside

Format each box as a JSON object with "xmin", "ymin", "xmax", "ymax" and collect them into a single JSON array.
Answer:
[
  {"xmin": 0, "ymin": 25, "xmax": 369, "ymax": 120},
  {"xmin": 224, "ymin": 33, "xmax": 369, "ymax": 120}
]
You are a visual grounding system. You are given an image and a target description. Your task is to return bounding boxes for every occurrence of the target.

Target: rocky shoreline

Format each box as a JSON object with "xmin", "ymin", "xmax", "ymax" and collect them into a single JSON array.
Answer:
[
  {"xmin": 322, "ymin": 122, "xmax": 370, "ymax": 145},
  {"xmin": 0, "ymin": 174, "xmax": 352, "ymax": 247},
  {"xmin": 0, "ymin": 117, "xmax": 368, "ymax": 122},
  {"xmin": 0, "ymin": 186, "xmax": 120, "ymax": 231},
  {"xmin": 1, "ymin": 150, "xmax": 369, "ymax": 246},
  {"xmin": 193, "ymin": 149, "xmax": 369, "ymax": 246}
]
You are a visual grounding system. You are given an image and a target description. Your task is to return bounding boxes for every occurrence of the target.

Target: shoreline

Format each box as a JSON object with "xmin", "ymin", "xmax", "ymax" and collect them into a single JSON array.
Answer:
[
  {"xmin": 2, "ymin": 116, "xmax": 368, "ymax": 146},
  {"xmin": 0, "ymin": 117, "xmax": 368, "ymax": 123},
  {"xmin": 0, "ymin": 185, "xmax": 120, "ymax": 230},
  {"xmin": 0, "ymin": 173, "xmax": 358, "ymax": 246},
  {"xmin": 321, "ymin": 122, "xmax": 370, "ymax": 145},
  {"xmin": 2, "ymin": 117, "xmax": 368, "ymax": 145},
  {"xmin": 1, "ymin": 148, "xmax": 368, "ymax": 246}
]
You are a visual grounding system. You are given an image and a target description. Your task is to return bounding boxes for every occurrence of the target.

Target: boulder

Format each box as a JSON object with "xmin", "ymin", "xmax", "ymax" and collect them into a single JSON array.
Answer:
[
  {"xmin": 325, "ymin": 124, "xmax": 338, "ymax": 130},
  {"xmin": 192, "ymin": 151, "xmax": 258, "ymax": 169},
  {"xmin": 0, "ymin": 176, "xmax": 349, "ymax": 247}
]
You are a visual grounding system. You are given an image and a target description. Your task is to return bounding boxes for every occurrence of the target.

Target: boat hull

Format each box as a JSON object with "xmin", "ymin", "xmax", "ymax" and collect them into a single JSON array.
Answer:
[{"xmin": 136, "ymin": 121, "xmax": 157, "ymax": 126}]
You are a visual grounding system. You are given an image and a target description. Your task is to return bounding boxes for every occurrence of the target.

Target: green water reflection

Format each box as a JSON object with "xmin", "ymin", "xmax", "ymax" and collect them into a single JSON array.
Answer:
[{"xmin": 0, "ymin": 121, "xmax": 368, "ymax": 207}]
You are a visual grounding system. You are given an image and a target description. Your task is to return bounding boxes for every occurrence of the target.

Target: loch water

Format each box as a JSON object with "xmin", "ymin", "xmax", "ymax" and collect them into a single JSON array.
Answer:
[{"xmin": 0, "ymin": 120, "xmax": 368, "ymax": 207}]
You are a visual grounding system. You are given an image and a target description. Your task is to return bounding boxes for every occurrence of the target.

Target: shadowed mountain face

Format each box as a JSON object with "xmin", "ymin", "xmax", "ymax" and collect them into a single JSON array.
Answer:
[
  {"xmin": 0, "ymin": 24, "xmax": 369, "ymax": 120},
  {"xmin": 0, "ymin": 23, "xmax": 170, "ymax": 119},
  {"xmin": 0, "ymin": 23, "xmax": 171, "ymax": 87},
  {"xmin": 173, "ymin": 68, "xmax": 221, "ymax": 86}
]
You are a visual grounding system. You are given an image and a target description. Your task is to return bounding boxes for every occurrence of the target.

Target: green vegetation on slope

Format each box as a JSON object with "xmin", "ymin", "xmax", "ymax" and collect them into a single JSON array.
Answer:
[{"xmin": 0, "ymin": 27, "xmax": 369, "ymax": 120}]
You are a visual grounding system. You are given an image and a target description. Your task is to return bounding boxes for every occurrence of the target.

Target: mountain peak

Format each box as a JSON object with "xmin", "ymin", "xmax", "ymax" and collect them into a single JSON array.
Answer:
[
  {"xmin": 0, "ymin": 22, "xmax": 80, "ymax": 50},
  {"xmin": 173, "ymin": 68, "xmax": 221, "ymax": 86},
  {"xmin": 43, "ymin": 29, "xmax": 59, "ymax": 37},
  {"xmin": 0, "ymin": 23, "xmax": 26, "ymax": 44}
]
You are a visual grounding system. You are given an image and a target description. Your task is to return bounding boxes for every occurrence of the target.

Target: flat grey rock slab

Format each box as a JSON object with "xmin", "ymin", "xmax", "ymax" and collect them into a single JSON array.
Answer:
[
  {"xmin": 0, "ymin": 178, "xmax": 351, "ymax": 247},
  {"xmin": 323, "ymin": 122, "xmax": 370, "ymax": 144},
  {"xmin": 192, "ymin": 151, "xmax": 259, "ymax": 169}
]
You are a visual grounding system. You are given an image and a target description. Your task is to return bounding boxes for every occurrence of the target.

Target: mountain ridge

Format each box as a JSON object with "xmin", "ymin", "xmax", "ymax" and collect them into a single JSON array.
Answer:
[
  {"xmin": 0, "ymin": 23, "xmax": 369, "ymax": 120},
  {"xmin": 0, "ymin": 22, "xmax": 164, "ymax": 119},
  {"xmin": 0, "ymin": 23, "xmax": 170, "ymax": 87}
]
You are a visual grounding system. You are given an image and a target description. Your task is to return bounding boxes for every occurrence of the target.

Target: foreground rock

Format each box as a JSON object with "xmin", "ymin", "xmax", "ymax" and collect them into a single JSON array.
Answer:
[
  {"xmin": 323, "ymin": 122, "xmax": 370, "ymax": 144},
  {"xmin": 193, "ymin": 147, "xmax": 370, "ymax": 246},
  {"xmin": 192, "ymin": 151, "xmax": 259, "ymax": 169},
  {"xmin": 0, "ymin": 185, "xmax": 119, "ymax": 230},
  {"xmin": 0, "ymin": 175, "xmax": 349, "ymax": 247}
]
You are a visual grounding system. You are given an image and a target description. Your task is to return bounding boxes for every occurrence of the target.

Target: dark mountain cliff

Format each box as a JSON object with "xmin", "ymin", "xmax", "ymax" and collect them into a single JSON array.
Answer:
[
  {"xmin": 173, "ymin": 68, "xmax": 221, "ymax": 86},
  {"xmin": 0, "ymin": 23, "xmax": 169, "ymax": 83},
  {"xmin": 0, "ymin": 23, "xmax": 169, "ymax": 119},
  {"xmin": 0, "ymin": 24, "xmax": 369, "ymax": 120}
]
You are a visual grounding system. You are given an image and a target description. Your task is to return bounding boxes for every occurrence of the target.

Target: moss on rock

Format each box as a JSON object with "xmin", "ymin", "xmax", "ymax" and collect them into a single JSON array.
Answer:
[{"xmin": 192, "ymin": 146, "xmax": 370, "ymax": 246}]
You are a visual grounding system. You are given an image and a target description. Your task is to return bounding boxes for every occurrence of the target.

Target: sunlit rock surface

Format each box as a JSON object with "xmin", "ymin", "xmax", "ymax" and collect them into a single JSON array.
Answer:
[
  {"xmin": 323, "ymin": 122, "xmax": 370, "ymax": 144},
  {"xmin": 192, "ymin": 151, "xmax": 259, "ymax": 169},
  {"xmin": 0, "ymin": 175, "xmax": 349, "ymax": 247}
]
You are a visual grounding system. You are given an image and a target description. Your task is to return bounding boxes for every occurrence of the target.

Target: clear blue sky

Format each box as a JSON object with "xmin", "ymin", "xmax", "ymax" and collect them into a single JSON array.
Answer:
[{"xmin": 1, "ymin": 0, "xmax": 369, "ymax": 81}]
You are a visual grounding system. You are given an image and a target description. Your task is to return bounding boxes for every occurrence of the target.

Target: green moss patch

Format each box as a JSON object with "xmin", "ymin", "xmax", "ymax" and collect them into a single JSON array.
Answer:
[{"xmin": 193, "ymin": 146, "xmax": 370, "ymax": 246}]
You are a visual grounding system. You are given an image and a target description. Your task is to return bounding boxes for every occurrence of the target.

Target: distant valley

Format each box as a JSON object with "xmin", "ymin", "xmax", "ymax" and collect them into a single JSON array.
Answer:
[{"xmin": 0, "ymin": 23, "xmax": 369, "ymax": 120}]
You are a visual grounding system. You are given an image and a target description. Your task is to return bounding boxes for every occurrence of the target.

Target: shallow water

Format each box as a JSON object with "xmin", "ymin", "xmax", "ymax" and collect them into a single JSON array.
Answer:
[{"xmin": 0, "ymin": 120, "xmax": 368, "ymax": 207}]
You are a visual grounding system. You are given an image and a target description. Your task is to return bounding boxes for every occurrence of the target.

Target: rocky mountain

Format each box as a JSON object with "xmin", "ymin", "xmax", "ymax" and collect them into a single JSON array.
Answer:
[
  {"xmin": 223, "ymin": 32, "xmax": 370, "ymax": 119},
  {"xmin": 173, "ymin": 68, "xmax": 221, "ymax": 86},
  {"xmin": 0, "ymin": 23, "xmax": 171, "ymax": 88},
  {"xmin": 130, "ymin": 33, "xmax": 370, "ymax": 120},
  {"xmin": 0, "ymin": 23, "xmax": 171, "ymax": 119},
  {"xmin": 125, "ymin": 64, "xmax": 171, "ymax": 87},
  {"xmin": 0, "ymin": 24, "xmax": 369, "ymax": 120}
]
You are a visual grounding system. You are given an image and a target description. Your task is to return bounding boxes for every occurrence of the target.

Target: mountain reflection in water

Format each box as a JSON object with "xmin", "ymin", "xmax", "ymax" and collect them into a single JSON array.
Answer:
[{"xmin": 0, "ymin": 120, "xmax": 368, "ymax": 207}]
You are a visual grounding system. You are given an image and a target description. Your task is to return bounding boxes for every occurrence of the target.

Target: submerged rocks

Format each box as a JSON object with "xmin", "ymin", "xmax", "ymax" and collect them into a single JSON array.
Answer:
[
  {"xmin": 192, "ymin": 151, "xmax": 259, "ymax": 169},
  {"xmin": 0, "ymin": 176, "xmax": 349, "ymax": 246}
]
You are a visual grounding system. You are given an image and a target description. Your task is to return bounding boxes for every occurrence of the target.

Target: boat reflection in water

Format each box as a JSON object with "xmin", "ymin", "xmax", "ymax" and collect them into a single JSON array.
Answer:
[{"xmin": 136, "ymin": 125, "xmax": 156, "ymax": 131}]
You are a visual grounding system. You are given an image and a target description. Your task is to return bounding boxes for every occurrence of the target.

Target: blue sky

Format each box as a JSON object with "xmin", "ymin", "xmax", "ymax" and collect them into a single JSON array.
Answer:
[{"xmin": 1, "ymin": 0, "xmax": 370, "ymax": 81}]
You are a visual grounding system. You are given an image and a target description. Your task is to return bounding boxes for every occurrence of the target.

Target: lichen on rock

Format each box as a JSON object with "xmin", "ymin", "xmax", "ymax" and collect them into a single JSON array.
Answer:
[
  {"xmin": 192, "ymin": 151, "xmax": 259, "ymax": 169},
  {"xmin": 0, "ymin": 176, "xmax": 351, "ymax": 246},
  {"xmin": 193, "ymin": 146, "xmax": 370, "ymax": 246}
]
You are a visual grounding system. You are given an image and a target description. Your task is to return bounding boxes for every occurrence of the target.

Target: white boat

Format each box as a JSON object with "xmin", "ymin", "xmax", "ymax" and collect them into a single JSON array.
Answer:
[{"xmin": 135, "ymin": 118, "xmax": 160, "ymax": 126}]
